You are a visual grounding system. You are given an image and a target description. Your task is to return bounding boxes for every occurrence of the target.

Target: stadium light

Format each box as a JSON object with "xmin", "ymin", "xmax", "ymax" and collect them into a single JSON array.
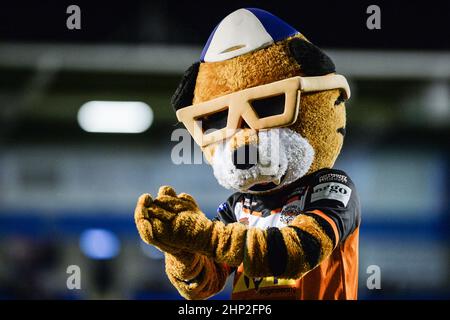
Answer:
[
  {"xmin": 77, "ymin": 101, "xmax": 153, "ymax": 133},
  {"xmin": 79, "ymin": 228, "xmax": 121, "ymax": 260}
]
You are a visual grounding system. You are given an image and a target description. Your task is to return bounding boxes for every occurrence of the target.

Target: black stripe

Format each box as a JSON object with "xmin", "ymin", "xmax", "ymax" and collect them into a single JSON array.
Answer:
[
  {"xmin": 302, "ymin": 212, "xmax": 338, "ymax": 247},
  {"xmin": 171, "ymin": 62, "xmax": 200, "ymax": 111},
  {"xmin": 289, "ymin": 226, "xmax": 322, "ymax": 268},
  {"xmin": 266, "ymin": 227, "xmax": 288, "ymax": 277},
  {"xmin": 337, "ymin": 127, "xmax": 346, "ymax": 137},
  {"xmin": 334, "ymin": 93, "xmax": 347, "ymax": 106},
  {"xmin": 288, "ymin": 38, "xmax": 336, "ymax": 76}
]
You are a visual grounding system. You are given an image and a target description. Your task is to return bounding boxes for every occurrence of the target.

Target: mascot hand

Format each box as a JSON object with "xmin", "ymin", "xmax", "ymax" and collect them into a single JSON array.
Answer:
[
  {"xmin": 136, "ymin": 186, "xmax": 247, "ymax": 267},
  {"xmin": 135, "ymin": 187, "xmax": 186, "ymax": 255},
  {"xmin": 135, "ymin": 185, "xmax": 209, "ymax": 256}
]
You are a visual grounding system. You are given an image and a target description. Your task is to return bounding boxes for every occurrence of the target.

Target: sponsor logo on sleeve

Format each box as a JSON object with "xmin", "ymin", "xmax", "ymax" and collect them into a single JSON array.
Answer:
[
  {"xmin": 311, "ymin": 182, "xmax": 352, "ymax": 206},
  {"xmin": 217, "ymin": 202, "xmax": 229, "ymax": 214},
  {"xmin": 318, "ymin": 173, "xmax": 348, "ymax": 184}
]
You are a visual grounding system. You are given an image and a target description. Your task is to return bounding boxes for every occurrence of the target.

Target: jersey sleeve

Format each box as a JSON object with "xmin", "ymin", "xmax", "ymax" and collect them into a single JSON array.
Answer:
[
  {"xmin": 213, "ymin": 193, "xmax": 240, "ymax": 224},
  {"xmin": 302, "ymin": 169, "xmax": 361, "ymax": 244}
]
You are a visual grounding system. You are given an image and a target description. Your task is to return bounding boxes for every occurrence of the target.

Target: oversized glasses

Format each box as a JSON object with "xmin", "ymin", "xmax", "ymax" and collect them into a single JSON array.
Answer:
[{"xmin": 176, "ymin": 74, "xmax": 351, "ymax": 147}]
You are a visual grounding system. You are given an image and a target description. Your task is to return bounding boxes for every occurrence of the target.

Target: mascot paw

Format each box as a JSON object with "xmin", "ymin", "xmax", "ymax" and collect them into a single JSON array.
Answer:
[
  {"xmin": 153, "ymin": 186, "xmax": 202, "ymax": 218},
  {"xmin": 165, "ymin": 251, "xmax": 204, "ymax": 282},
  {"xmin": 134, "ymin": 188, "xmax": 180, "ymax": 254},
  {"xmin": 135, "ymin": 185, "xmax": 246, "ymax": 266},
  {"xmin": 134, "ymin": 186, "xmax": 210, "ymax": 254}
]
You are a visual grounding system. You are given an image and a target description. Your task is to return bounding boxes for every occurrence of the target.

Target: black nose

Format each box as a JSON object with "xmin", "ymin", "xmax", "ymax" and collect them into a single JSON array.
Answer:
[{"xmin": 232, "ymin": 145, "xmax": 258, "ymax": 170}]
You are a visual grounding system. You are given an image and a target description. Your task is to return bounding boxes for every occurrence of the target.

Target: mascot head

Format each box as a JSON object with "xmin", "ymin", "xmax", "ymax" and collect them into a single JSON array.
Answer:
[{"xmin": 172, "ymin": 8, "xmax": 350, "ymax": 194}]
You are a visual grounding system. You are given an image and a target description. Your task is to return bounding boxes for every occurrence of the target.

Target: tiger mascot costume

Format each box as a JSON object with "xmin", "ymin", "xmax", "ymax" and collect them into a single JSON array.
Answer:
[{"xmin": 135, "ymin": 8, "xmax": 361, "ymax": 300}]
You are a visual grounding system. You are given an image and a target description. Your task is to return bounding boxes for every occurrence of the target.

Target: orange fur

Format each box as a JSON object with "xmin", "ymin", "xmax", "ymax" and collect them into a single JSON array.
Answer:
[{"xmin": 196, "ymin": 35, "xmax": 346, "ymax": 170}]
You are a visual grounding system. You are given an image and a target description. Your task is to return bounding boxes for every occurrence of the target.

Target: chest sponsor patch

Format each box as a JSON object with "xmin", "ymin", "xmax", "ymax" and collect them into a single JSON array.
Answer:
[{"xmin": 310, "ymin": 182, "xmax": 352, "ymax": 206}]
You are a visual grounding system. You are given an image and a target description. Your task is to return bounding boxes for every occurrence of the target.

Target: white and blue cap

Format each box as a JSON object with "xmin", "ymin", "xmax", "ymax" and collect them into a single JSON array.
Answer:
[
  {"xmin": 172, "ymin": 8, "xmax": 336, "ymax": 111},
  {"xmin": 200, "ymin": 8, "xmax": 299, "ymax": 62}
]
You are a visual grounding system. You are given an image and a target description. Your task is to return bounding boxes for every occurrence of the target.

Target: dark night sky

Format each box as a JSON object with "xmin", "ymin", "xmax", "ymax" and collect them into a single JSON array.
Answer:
[{"xmin": 0, "ymin": 0, "xmax": 449, "ymax": 50}]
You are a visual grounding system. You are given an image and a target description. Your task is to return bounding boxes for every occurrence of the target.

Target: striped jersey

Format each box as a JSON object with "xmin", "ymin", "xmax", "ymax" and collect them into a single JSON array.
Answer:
[{"xmin": 215, "ymin": 168, "xmax": 361, "ymax": 300}]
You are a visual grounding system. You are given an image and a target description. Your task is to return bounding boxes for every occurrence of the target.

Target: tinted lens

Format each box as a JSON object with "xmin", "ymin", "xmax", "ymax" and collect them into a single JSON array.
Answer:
[
  {"xmin": 195, "ymin": 108, "xmax": 228, "ymax": 132},
  {"xmin": 250, "ymin": 94, "xmax": 286, "ymax": 118}
]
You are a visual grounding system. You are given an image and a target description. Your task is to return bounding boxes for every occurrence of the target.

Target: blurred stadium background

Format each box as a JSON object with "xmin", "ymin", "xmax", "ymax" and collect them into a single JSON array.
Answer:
[{"xmin": 0, "ymin": 0, "xmax": 449, "ymax": 299}]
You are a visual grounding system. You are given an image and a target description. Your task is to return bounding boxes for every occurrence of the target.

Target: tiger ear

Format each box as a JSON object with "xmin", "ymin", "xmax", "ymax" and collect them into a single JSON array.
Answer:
[
  {"xmin": 288, "ymin": 38, "xmax": 336, "ymax": 76},
  {"xmin": 171, "ymin": 62, "xmax": 200, "ymax": 111}
]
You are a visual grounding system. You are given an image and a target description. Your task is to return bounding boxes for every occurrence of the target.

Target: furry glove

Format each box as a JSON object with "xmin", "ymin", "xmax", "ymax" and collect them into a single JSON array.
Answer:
[
  {"xmin": 135, "ymin": 186, "xmax": 335, "ymax": 278},
  {"xmin": 135, "ymin": 186, "xmax": 247, "ymax": 267},
  {"xmin": 135, "ymin": 188, "xmax": 231, "ymax": 299}
]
